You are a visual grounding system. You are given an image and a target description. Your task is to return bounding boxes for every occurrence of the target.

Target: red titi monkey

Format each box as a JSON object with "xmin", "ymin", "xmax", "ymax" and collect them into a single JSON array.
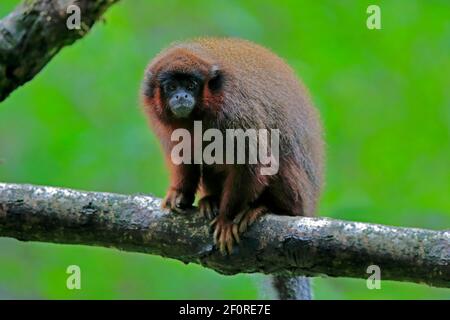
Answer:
[{"xmin": 142, "ymin": 38, "xmax": 324, "ymax": 254}]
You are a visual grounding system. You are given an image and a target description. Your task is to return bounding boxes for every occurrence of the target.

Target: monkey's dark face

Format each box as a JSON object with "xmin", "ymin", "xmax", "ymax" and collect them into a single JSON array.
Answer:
[{"xmin": 160, "ymin": 73, "xmax": 203, "ymax": 118}]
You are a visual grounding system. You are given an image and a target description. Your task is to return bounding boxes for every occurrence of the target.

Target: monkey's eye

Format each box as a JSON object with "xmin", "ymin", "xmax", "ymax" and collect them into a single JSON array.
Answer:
[{"xmin": 187, "ymin": 81, "xmax": 197, "ymax": 91}]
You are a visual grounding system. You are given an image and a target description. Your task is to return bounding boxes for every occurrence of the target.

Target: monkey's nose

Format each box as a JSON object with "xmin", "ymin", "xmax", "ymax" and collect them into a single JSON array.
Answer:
[{"xmin": 175, "ymin": 94, "xmax": 189, "ymax": 100}]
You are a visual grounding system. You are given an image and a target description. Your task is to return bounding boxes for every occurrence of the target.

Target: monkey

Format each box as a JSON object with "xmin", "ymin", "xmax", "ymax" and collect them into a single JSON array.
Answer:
[{"xmin": 141, "ymin": 37, "xmax": 324, "ymax": 255}]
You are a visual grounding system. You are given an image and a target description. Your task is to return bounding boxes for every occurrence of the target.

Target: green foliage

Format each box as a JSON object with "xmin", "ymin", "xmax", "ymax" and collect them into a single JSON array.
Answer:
[{"xmin": 0, "ymin": 0, "xmax": 449, "ymax": 299}]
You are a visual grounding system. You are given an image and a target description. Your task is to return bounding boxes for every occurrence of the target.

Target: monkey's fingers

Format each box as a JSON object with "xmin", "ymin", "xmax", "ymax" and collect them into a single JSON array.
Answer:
[
  {"xmin": 232, "ymin": 224, "xmax": 240, "ymax": 244},
  {"xmin": 212, "ymin": 222, "xmax": 221, "ymax": 245},
  {"xmin": 162, "ymin": 190, "xmax": 193, "ymax": 214},
  {"xmin": 218, "ymin": 225, "xmax": 235, "ymax": 255},
  {"xmin": 211, "ymin": 217, "xmax": 225, "ymax": 245},
  {"xmin": 248, "ymin": 206, "xmax": 267, "ymax": 225},
  {"xmin": 198, "ymin": 195, "xmax": 219, "ymax": 220},
  {"xmin": 232, "ymin": 211, "xmax": 245, "ymax": 225},
  {"xmin": 238, "ymin": 216, "xmax": 249, "ymax": 234},
  {"xmin": 238, "ymin": 206, "xmax": 267, "ymax": 234},
  {"xmin": 199, "ymin": 200, "xmax": 211, "ymax": 217},
  {"xmin": 219, "ymin": 229, "xmax": 228, "ymax": 254},
  {"xmin": 161, "ymin": 192, "xmax": 175, "ymax": 210},
  {"xmin": 225, "ymin": 228, "xmax": 234, "ymax": 254},
  {"xmin": 210, "ymin": 217, "xmax": 237, "ymax": 255},
  {"xmin": 210, "ymin": 216, "xmax": 218, "ymax": 228}
]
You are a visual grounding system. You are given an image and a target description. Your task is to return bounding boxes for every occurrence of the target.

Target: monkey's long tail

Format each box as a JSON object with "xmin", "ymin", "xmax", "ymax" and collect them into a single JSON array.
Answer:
[{"xmin": 268, "ymin": 275, "xmax": 313, "ymax": 300}]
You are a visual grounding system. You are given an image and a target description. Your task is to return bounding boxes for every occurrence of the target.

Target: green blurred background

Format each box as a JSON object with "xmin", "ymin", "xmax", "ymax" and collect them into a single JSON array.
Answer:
[{"xmin": 0, "ymin": 0, "xmax": 449, "ymax": 299}]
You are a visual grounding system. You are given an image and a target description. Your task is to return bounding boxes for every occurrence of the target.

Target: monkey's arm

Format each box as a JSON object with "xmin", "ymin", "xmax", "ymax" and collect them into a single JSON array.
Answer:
[
  {"xmin": 162, "ymin": 159, "xmax": 200, "ymax": 212},
  {"xmin": 148, "ymin": 122, "xmax": 200, "ymax": 212}
]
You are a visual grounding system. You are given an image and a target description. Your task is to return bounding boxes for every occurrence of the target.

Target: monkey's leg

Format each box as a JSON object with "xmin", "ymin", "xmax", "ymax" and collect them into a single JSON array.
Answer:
[
  {"xmin": 211, "ymin": 167, "xmax": 268, "ymax": 254},
  {"xmin": 198, "ymin": 167, "xmax": 223, "ymax": 220},
  {"xmin": 162, "ymin": 162, "xmax": 200, "ymax": 214}
]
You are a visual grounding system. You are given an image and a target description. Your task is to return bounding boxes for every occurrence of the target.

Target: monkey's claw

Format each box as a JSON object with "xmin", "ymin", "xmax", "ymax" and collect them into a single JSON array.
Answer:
[
  {"xmin": 210, "ymin": 216, "xmax": 239, "ymax": 255},
  {"xmin": 233, "ymin": 206, "xmax": 267, "ymax": 234},
  {"xmin": 209, "ymin": 206, "xmax": 267, "ymax": 255},
  {"xmin": 161, "ymin": 189, "xmax": 193, "ymax": 213},
  {"xmin": 198, "ymin": 195, "xmax": 219, "ymax": 220}
]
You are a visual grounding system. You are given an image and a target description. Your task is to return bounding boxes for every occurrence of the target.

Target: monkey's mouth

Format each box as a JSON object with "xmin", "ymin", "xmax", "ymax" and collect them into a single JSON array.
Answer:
[{"xmin": 170, "ymin": 104, "xmax": 194, "ymax": 118}]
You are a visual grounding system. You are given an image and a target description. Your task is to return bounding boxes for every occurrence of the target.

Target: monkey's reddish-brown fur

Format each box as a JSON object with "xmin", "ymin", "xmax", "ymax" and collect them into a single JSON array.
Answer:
[{"xmin": 142, "ymin": 38, "xmax": 324, "ymax": 254}]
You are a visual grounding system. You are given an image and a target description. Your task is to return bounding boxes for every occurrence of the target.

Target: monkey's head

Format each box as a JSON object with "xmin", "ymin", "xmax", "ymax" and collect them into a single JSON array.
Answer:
[{"xmin": 142, "ymin": 48, "xmax": 224, "ymax": 122}]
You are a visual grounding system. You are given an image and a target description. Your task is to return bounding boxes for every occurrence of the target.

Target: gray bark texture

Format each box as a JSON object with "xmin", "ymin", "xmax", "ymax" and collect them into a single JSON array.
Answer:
[
  {"xmin": 0, "ymin": 0, "xmax": 119, "ymax": 102},
  {"xmin": 0, "ymin": 182, "xmax": 448, "ymax": 288},
  {"xmin": 271, "ymin": 275, "xmax": 312, "ymax": 300}
]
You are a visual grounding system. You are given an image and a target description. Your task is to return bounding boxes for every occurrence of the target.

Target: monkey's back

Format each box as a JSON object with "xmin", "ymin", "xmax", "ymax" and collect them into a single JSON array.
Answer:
[{"xmin": 174, "ymin": 38, "xmax": 310, "ymax": 121}]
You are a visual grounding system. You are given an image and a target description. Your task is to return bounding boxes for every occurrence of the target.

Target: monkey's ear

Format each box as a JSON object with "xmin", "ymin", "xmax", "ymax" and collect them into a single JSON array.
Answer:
[
  {"xmin": 142, "ymin": 70, "xmax": 155, "ymax": 98},
  {"xmin": 208, "ymin": 65, "xmax": 223, "ymax": 92}
]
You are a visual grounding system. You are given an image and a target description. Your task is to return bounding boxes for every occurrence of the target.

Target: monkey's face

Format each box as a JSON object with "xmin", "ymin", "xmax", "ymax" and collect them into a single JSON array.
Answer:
[{"xmin": 160, "ymin": 73, "xmax": 202, "ymax": 118}]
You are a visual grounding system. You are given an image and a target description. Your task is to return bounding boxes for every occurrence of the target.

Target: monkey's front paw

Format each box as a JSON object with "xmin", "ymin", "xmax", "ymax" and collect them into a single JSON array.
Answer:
[
  {"xmin": 210, "ymin": 216, "xmax": 239, "ymax": 255},
  {"xmin": 198, "ymin": 195, "xmax": 219, "ymax": 220},
  {"xmin": 161, "ymin": 189, "xmax": 194, "ymax": 213},
  {"xmin": 233, "ymin": 206, "xmax": 267, "ymax": 234}
]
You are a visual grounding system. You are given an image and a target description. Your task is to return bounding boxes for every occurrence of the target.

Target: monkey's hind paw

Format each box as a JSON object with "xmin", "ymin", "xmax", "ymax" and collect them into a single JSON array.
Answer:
[
  {"xmin": 234, "ymin": 206, "xmax": 268, "ymax": 234},
  {"xmin": 161, "ymin": 189, "xmax": 193, "ymax": 214},
  {"xmin": 198, "ymin": 195, "xmax": 219, "ymax": 220},
  {"xmin": 210, "ymin": 216, "xmax": 239, "ymax": 255}
]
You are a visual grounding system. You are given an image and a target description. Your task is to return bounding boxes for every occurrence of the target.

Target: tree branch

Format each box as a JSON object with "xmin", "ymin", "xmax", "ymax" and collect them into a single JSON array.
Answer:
[
  {"xmin": 0, "ymin": 182, "xmax": 448, "ymax": 288},
  {"xmin": 0, "ymin": 0, "xmax": 119, "ymax": 102}
]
